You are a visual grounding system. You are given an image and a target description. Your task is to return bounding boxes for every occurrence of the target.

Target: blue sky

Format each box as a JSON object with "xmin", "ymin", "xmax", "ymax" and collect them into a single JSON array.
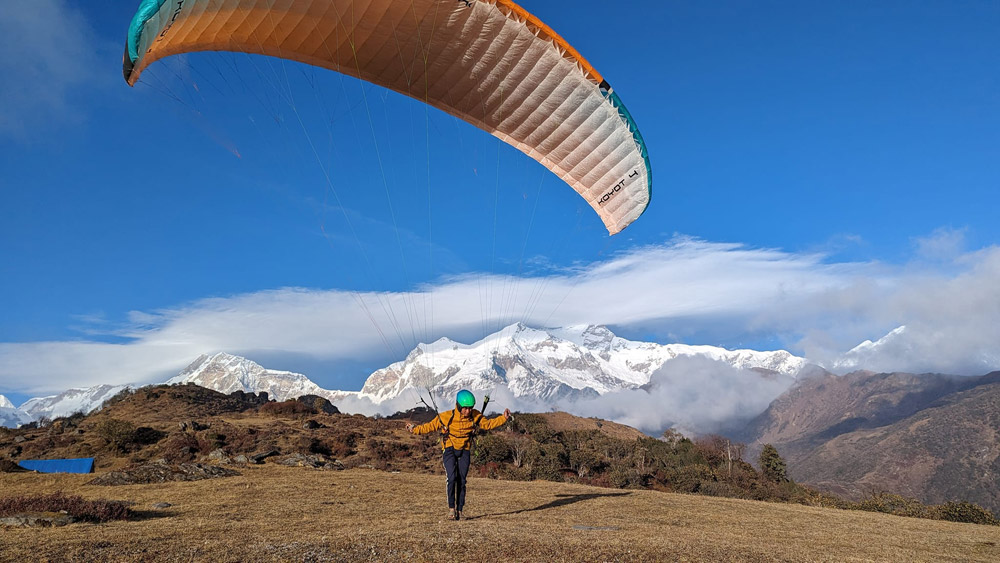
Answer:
[{"xmin": 2, "ymin": 0, "xmax": 999, "ymax": 404}]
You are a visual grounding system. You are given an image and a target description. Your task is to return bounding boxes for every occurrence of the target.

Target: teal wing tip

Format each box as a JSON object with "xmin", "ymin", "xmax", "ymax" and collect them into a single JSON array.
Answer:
[
  {"xmin": 601, "ymin": 81, "xmax": 652, "ymax": 230},
  {"xmin": 125, "ymin": 0, "xmax": 168, "ymax": 85},
  {"xmin": 122, "ymin": 45, "xmax": 135, "ymax": 84}
]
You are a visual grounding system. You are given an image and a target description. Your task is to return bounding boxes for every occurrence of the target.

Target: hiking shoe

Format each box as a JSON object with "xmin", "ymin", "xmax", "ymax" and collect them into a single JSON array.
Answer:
[{"xmin": 455, "ymin": 510, "xmax": 462, "ymax": 521}]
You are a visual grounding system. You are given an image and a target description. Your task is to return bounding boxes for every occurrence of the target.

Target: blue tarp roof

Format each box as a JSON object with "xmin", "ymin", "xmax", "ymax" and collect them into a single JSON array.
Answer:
[{"xmin": 18, "ymin": 458, "xmax": 95, "ymax": 474}]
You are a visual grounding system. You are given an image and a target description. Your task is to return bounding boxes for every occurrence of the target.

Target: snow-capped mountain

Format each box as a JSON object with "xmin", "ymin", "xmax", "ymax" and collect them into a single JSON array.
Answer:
[
  {"xmin": 0, "ymin": 407, "xmax": 31, "ymax": 428},
  {"xmin": 1, "ymin": 394, "xmax": 32, "ymax": 428},
  {"xmin": 1, "ymin": 325, "xmax": 807, "ymax": 427},
  {"xmin": 167, "ymin": 352, "xmax": 355, "ymax": 403},
  {"xmin": 359, "ymin": 323, "xmax": 806, "ymax": 403},
  {"xmin": 19, "ymin": 384, "xmax": 131, "ymax": 421},
  {"xmin": 832, "ymin": 326, "xmax": 908, "ymax": 372}
]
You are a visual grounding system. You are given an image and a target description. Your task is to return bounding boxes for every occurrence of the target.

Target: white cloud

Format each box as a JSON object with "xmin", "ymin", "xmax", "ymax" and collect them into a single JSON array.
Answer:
[
  {"xmin": 0, "ymin": 1, "xmax": 106, "ymax": 137},
  {"xmin": 331, "ymin": 360, "xmax": 792, "ymax": 438},
  {"xmin": 913, "ymin": 227, "xmax": 967, "ymax": 262},
  {"xmin": 2, "ymin": 237, "xmax": 1000, "ymax": 397},
  {"xmin": 553, "ymin": 357, "xmax": 795, "ymax": 436}
]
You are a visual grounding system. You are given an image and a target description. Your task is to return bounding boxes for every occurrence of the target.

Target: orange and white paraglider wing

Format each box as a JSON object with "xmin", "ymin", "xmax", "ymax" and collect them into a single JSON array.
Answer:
[{"xmin": 124, "ymin": 0, "xmax": 651, "ymax": 234}]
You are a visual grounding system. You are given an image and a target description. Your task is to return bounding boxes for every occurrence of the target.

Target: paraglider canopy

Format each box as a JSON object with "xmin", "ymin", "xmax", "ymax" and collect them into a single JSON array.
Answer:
[{"xmin": 122, "ymin": 0, "xmax": 651, "ymax": 235}]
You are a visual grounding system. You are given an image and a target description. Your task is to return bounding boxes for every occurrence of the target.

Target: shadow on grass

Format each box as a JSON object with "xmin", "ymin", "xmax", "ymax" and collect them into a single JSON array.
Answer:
[
  {"xmin": 128, "ymin": 509, "xmax": 175, "ymax": 522},
  {"xmin": 466, "ymin": 491, "xmax": 632, "ymax": 520}
]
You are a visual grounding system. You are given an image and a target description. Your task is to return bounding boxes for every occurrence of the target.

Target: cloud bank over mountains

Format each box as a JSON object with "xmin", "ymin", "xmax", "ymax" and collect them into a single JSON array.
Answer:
[{"xmin": 2, "ymin": 234, "xmax": 999, "ymax": 396}]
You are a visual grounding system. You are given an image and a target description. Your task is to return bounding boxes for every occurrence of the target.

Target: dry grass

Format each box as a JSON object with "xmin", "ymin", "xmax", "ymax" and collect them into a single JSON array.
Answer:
[{"xmin": 1, "ymin": 465, "xmax": 997, "ymax": 562}]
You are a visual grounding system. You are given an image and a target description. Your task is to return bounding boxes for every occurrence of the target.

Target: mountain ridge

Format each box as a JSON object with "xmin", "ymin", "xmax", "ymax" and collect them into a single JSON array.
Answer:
[
  {"xmin": 2, "ymin": 323, "xmax": 806, "ymax": 427},
  {"xmin": 739, "ymin": 369, "xmax": 1000, "ymax": 514},
  {"xmin": 166, "ymin": 352, "xmax": 356, "ymax": 404},
  {"xmin": 358, "ymin": 322, "xmax": 805, "ymax": 403}
]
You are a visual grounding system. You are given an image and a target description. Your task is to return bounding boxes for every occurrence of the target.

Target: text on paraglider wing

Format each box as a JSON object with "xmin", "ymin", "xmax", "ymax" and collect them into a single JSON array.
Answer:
[
  {"xmin": 598, "ymin": 169, "xmax": 640, "ymax": 205},
  {"xmin": 157, "ymin": 1, "xmax": 187, "ymax": 41}
]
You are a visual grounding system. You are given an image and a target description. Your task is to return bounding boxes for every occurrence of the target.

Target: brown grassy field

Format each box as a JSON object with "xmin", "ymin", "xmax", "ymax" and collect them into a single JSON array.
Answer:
[{"xmin": 1, "ymin": 464, "xmax": 997, "ymax": 562}]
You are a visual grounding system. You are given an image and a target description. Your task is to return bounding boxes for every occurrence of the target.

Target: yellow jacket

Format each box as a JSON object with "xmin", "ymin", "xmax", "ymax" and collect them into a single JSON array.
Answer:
[{"xmin": 412, "ymin": 408, "xmax": 508, "ymax": 450}]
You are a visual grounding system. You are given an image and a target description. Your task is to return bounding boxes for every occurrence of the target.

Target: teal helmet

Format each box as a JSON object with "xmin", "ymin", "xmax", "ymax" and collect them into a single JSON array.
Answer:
[{"xmin": 456, "ymin": 389, "xmax": 476, "ymax": 408}]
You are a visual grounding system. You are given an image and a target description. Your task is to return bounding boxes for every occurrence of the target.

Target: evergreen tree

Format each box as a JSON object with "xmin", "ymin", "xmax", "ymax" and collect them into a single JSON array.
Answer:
[{"xmin": 759, "ymin": 444, "xmax": 788, "ymax": 483}]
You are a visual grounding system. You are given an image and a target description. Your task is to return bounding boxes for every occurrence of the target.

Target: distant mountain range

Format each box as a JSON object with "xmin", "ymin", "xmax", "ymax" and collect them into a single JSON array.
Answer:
[
  {"xmin": 358, "ymin": 323, "xmax": 805, "ymax": 403},
  {"xmin": 1, "ymin": 323, "xmax": 804, "ymax": 426}
]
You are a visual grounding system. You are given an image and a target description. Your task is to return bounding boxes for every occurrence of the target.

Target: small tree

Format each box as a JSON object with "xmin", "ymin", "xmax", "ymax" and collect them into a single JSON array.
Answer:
[
  {"xmin": 759, "ymin": 444, "xmax": 788, "ymax": 483},
  {"xmin": 509, "ymin": 433, "xmax": 532, "ymax": 468}
]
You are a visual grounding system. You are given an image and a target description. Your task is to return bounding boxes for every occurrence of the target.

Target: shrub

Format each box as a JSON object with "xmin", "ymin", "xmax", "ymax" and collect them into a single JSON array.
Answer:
[
  {"xmin": 664, "ymin": 464, "xmax": 716, "ymax": 494},
  {"xmin": 935, "ymin": 501, "xmax": 999, "ymax": 525},
  {"xmin": 472, "ymin": 433, "xmax": 512, "ymax": 465},
  {"xmin": 133, "ymin": 427, "xmax": 168, "ymax": 446},
  {"xmin": 700, "ymin": 480, "xmax": 749, "ymax": 499},
  {"xmin": 204, "ymin": 431, "xmax": 227, "ymax": 449},
  {"xmin": 365, "ymin": 438, "xmax": 409, "ymax": 470},
  {"xmin": 508, "ymin": 434, "xmax": 534, "ymax": 468},
  {"xmin": 476, "ymin": 461, "xmax": 503, "ymax": 479},
  {"xmin": 529, "ymin": 443, "xmax": 565, "ymax": 482},
  {"xmin": 159, "ymin": 432, "xmax": 202, "ymax": 462},
  {"xmin": 0, "ymin": 492, "xmax": 133, "ymax": 522},
  {"xmin": 95, "ymin": 418, "xmax": 138, "ymax": 453},
  {"xmin": 258, "ymin": 400, "xmax": 316, "ymax": 417},
  {"xmin": 289, "ymin": 436, "xmax": 330, "ymax": 456},
  {"xmin": 510, "ymin": 414, "xmax": 555, "ymax": 443},
  {"xmin": 852, "ymin": 492, "xmax": 932, "ymax": 519},
  {"xmin": 568, "ymin": 447, "xmax": 604, "ymax": 478},
  {"xmin": 101, "ymin": 387, "xmax": 135, "ymax": 409},
  {"xmin": 218, "ymin": 425, "xmax": 264, "ymax": 454},
  {"xmin": 324, "ymin": 430, "xmax": 361, "ymax": 458}
]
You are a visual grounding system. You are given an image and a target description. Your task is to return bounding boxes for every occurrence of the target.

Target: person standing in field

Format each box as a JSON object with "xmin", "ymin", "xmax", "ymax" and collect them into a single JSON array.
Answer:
[{"xmin": 406, "ymin": 389, "xmax": 511, "ymax": 521}]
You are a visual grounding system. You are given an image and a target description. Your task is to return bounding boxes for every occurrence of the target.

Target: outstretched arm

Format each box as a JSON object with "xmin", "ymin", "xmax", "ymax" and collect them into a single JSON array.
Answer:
[
  {"xmin": 478, "ymin": 408, "xmax": 512, "ymax": 431},
  {"xmin": 407, "ymin": 414, "xmax": 444, "ymax": 435}
]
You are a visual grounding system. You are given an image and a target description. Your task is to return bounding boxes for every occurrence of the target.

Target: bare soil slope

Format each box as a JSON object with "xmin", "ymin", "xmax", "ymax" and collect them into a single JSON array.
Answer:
[{"xmin": 1, "ymin": 464, "xmax": 997, "ymax": 562}]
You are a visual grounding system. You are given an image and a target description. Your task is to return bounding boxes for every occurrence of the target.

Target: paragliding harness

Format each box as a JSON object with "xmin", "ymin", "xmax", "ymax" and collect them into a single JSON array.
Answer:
[
  {"xmin": 441, "ymin": 394, "xmax": 489, "ymax": 447},
  {"xmin": 418, "ymin": 390, "xmax": 493, "ymax": 451}
]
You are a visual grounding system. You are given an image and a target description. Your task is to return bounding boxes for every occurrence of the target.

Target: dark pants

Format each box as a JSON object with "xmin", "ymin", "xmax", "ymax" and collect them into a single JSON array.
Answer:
[{"xmin": 443, "ymin": 447, "xmax": 471, "ymax": 510}]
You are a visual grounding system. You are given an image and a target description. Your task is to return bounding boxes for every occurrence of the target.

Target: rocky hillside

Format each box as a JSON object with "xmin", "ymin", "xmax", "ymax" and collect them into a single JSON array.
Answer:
[{"xmin": 739, "ymin": 369, "xmax": 1000, "ymax": 513}]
